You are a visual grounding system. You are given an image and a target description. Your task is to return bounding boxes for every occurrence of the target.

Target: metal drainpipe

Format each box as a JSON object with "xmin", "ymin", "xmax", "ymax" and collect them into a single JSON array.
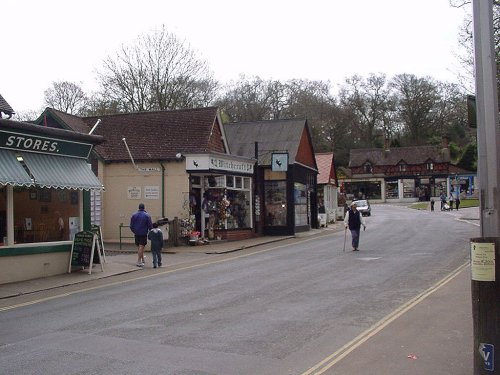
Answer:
[{"xmin": 161, "ymin": 162, "xmax": 165, "ymax": 218}]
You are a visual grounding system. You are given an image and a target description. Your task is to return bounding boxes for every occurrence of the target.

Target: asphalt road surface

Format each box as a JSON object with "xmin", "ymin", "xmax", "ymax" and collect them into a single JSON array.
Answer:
[{"xmin": 0, "ymin": 204, "xmax": 477, "ymax": 374}]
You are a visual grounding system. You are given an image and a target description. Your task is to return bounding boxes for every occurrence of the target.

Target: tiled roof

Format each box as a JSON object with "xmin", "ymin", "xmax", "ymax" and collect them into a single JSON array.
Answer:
[
  {"xmin": 224, "ymin": 119, "xmax": 307, "ymax": 165},
  {"xmin": 316, "ymin": 152, "xmax": 335, "ymax": 185},
  {"xmin": 349, "ymin": 145, "xmax": 450, "ymax": 167},
  {"xmin": 0, "ymin": 94, "xmax": 15, "ymax": 116},
  {"xmin": 80, "ymin": 107, "xmax": 224, "ymax": 162},
  {"xmin": 35, "ymin": 108, "xmax": 90, "ymax": 133}
]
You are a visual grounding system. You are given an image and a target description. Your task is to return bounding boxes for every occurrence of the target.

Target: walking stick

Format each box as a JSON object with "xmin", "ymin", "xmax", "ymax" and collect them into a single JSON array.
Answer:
[{"xmin": 343, "ymin": 227, "xmax": 347, "ymax": 252}]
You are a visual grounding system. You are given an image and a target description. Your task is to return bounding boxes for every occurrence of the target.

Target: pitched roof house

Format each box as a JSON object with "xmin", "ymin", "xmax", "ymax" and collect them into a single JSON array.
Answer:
[
  {"xmin": 315, "ymin": 152, "xmax": 339, "ymax": 222},
  {"xmin": 343, "ymin": 140, "xmax": 476, "ymax": 202},
  {"xmin": 225, "ymin": 119, "xmax": 318, "ymax": 234}
]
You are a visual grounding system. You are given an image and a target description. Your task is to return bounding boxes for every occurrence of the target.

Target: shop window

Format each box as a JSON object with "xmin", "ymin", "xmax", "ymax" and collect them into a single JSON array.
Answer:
[
  {"xmin": 264, "ymin": 181, "xmax": 287, "ymax": 226},
  {"xmin": 294, "ymin": 182, "xmax": 308, "ymax": 226},
  {"xmin": 10, "ymin": 187, "xmax": 79, "ymax": 244},
  {"xmin": 235, "ymin": 176, "xmax": 242, "ymax": 189},
  {"xmin": 385, "ymin": 181, "xmax": 399, "ymax": 199},
  {"xmin": 205, "ymin": 176, "xmax": 225, "ymax": 188},
  {"xmin": 343, "ymin": 181, "xmax": 382, "ymax": 200},
  {"xmin": 201, "ymin": 174, "xmax": 253, "ymax": 232},
  {"xmin": 226, "ymin": 190, "xmax": 251, "ymax": 229},
  {"xmin": 402, "ymin": 179, "xmax": 415, "ymax": 198}
]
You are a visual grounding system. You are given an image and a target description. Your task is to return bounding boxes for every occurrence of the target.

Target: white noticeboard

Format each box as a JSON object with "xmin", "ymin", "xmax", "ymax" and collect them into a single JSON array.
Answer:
[
  {"xmin": 144, "ymin": 186, "xmax": 160, "ymax": 200},
  {"xmin": 127, "ymin": 186, "xmax": 142, "ymax": 200},
  {"xmin": 471, "ymin": 241, "xmax": 495, "ymax": 282}
]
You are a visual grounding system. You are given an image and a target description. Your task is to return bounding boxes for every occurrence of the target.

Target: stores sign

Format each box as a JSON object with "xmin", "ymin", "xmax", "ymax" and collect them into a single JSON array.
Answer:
[{"xmin": 0, "ymin": 129, "xmax": 93, "ymax": 158}]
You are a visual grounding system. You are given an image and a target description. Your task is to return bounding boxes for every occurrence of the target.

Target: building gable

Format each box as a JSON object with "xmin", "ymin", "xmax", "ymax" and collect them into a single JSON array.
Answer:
[
  {"xmin": 225, "ymin": 119, "xmax": 317, "ymax": 172},
  {"xmin": 295, "ymin": 123, "xmax": 317, "ymax": 170}
]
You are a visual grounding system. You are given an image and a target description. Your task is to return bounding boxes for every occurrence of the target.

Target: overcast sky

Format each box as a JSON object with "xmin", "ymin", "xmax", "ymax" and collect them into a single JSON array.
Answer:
[{"xmin": 2, "ymin": 0, "xmax": 468, "ymax": 113}]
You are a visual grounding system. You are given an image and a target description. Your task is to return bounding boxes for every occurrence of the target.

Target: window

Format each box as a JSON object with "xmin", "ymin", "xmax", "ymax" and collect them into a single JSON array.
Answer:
[
  {"xmin": 426, "ymin": 162, "xmax": 434, "ymax": 171},
  {"xmin": 403, "ymin": 179, "xmax": 415, "ymax": 198},
  {"xmin": 399, "ymin": 163, "xmax": 407, "ymax": 172},
  {"xmin": 364, "ymin": 162, "xmax": 373, "ymax": 174},
  {"xmin": 385, "ymin": 181, "xmax": 399, "ymax": 199},
  {"xmin": 294, "ymin": 182, "xmax": 308, "ymax": 226},
  {"xmin": 203, "ymin": 175, "xmax": 252, "ymax": 230},
  {"xmin": 0, "ymin": 187, "xmax": 80, "ymax": 245},
  {"xmin": 264, "ymin": 181, "xmax": 287, "ymax": 226}
]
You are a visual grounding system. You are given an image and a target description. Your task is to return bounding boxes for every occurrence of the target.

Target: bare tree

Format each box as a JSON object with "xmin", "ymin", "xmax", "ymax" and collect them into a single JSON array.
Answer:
[
  {"xmin": 97, "ymin": 25, "xmax": 217, "ymax": 112},
  {"xmin": 12, "ymin": 109, "xmax": 41, "ymax": 122},
  {"xmin": 390, "ymin": 74, "xmax": 440, "ymax": 145},
  {"xmin": 339, "ymin": 74, "xmax": 395, "ymax": 146},
  {"xmin": 44, "ymin": 81, "xmax": 88, "ymax": 115},
  {"xmin": 450, "ymin": 0, "xmax": 500, "ymax": 96},
  {"xmin": 217, "ymin": 76, "xmax": 278, "ymax": 122}
]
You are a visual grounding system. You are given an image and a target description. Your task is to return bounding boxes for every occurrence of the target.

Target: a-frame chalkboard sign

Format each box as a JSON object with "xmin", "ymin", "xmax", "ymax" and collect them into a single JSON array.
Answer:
[
  {"xmin": 68, "ymin": 230, "xmax": 104, "ymax": 274},
  {"xmin": 90, "ymin": 224, "xmax": 106, "ymax": 263}
]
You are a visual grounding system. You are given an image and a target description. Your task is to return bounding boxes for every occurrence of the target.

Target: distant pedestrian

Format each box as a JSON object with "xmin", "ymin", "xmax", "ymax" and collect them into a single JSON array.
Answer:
[
  {"xmin": 148, "ymin": 222, "xmax": 163, "ymax": 268},
  {"xmin": 449, "ymin": 194, "xmax": 454, "ymax": 210},
  {"xmin": 344, "ymin": 201, "xmax": 366, "ymax": 251},
  {"xmin": 130, "ymin": 203, "xmax": 153, "ymax": 267},
  {"xmin": 430, "ymin": 199, "xmax": 435, "ymax": 212},
  {"xmin": 440, "ymin": 191, "xmax": 446, "ymax": 210},
  {"xmin": 455, "ymin": 195, "xmax": 460, "ymax": 210}
]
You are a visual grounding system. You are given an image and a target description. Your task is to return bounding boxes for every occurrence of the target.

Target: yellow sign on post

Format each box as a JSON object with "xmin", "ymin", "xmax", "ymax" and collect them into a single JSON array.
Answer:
[{"xmin": 471, "ymin": 241, "xmax": 496, "ymax": 282}]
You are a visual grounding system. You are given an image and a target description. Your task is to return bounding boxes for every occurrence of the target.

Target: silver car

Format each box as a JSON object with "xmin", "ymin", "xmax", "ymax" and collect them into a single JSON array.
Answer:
[{"xmin": 354, "ymin": 199, "xmax": 371, "ymax": 216}]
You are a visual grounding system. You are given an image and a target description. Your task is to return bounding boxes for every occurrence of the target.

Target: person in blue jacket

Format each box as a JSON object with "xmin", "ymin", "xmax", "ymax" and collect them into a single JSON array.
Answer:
[{"xmin": 130, "ymin": 203, "xmax": 153, "ymax": 267}]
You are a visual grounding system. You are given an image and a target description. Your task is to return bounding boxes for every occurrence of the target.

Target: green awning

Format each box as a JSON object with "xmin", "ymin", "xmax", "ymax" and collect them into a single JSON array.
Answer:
[
  {"xmin": 21, "ymin": 152, "xmax": 103, "ymax": 190},
  {"xmin": 0, "ymin": 149, "xmax": 34, "ymax": 186}
]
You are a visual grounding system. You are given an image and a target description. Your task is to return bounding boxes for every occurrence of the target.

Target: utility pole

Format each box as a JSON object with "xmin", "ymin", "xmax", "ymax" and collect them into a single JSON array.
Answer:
[{"xmin": 471, "ymin": 0, "xmax": 500, "ymax": 373}]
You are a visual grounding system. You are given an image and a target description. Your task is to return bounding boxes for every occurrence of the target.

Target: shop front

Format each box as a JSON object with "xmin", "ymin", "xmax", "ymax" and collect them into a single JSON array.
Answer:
[
  {"xmin": 0, "ymin": 119, "xmax": 103, "ymax": 284},
  {"xmin": 185, "ymin": 153, "xmax": 255, "ymax": 241},
  {"xmin": 262, "ymin": 163, "xmax": 317, "ymax": 236}
]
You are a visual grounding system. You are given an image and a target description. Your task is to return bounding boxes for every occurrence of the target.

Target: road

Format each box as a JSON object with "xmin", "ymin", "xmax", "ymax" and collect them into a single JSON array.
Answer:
[{"xmin": 0, "ymin": 205, "xmax": 477, "ymax": 374}]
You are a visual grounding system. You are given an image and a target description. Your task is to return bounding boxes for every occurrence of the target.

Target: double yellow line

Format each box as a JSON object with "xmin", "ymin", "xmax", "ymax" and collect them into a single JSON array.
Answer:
[{"xmin": 301, "ymin": 262, "xmax": 469, "ymax": 375}]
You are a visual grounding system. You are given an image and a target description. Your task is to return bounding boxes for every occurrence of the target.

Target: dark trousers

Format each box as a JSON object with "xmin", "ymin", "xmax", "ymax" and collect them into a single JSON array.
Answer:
[{"xmin": 350, "ymin": 228, "xmax": 361, "ymax": 249}]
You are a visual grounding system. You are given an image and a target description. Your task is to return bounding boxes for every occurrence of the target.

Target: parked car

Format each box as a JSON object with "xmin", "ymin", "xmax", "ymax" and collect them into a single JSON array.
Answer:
[{"xmin": 354, "ymin": 199, "xmax": 371, "ymax": 216}]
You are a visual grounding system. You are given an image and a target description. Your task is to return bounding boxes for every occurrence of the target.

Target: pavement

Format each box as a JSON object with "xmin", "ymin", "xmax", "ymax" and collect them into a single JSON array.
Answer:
[{"xmin": 0, "ymin": 206, "xmax": 480, "ymax": 374}]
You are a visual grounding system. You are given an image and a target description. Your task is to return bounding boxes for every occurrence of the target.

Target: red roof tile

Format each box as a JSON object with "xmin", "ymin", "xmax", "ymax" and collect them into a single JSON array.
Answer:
[
  {"xmin": 315, "ymin": 152, "xmax": 336, "ymax": 185},
  {"xmin": 41, "ymin": 107, "xmax": 226, "ymax": 162}
]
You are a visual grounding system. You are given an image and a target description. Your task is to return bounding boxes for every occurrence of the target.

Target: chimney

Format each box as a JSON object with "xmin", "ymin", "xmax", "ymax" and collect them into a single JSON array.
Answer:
[{"xmin": 441, "ymin": 136, "xmax": 450, "ymax": 161}]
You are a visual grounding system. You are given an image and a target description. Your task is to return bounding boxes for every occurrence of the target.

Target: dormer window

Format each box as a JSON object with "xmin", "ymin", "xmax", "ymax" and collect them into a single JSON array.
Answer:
[
  {"xmin": 364, "ymin": 162, "xmax": 373, "ymax": 174},
  {"xmin": 426, "ymin": 162, "xmax": 434, "ymax": 171},
  {"xmin": 399, "ymin": 163, "xmax": 407, "ymax": 172}
]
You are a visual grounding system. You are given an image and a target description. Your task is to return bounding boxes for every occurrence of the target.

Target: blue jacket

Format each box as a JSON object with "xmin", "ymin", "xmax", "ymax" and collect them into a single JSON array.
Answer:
[{"xmin": 130, "ymin": 209, "xmax": 153, "ymax": 236}]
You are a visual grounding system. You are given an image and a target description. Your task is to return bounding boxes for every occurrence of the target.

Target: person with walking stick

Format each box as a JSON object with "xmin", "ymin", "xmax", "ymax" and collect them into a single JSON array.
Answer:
[{"xmin": 344, "ymin": 201, "xmax": 366, "ymax": 251}]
